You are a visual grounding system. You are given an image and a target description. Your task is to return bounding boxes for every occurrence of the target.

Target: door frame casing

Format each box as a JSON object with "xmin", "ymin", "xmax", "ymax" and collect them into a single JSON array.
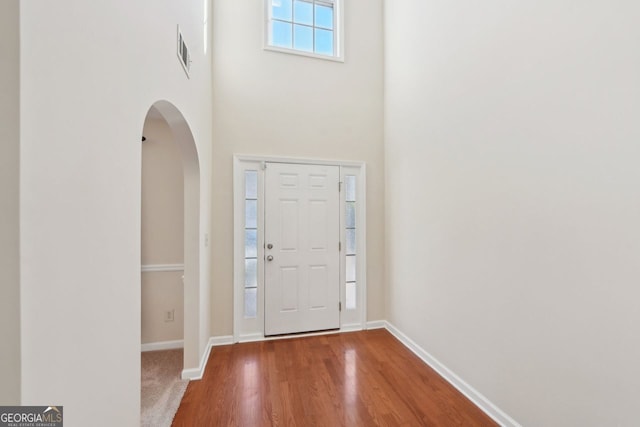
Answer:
[{"xmin": 233, "ymin": 155, "xmax": 367, "ymax": 343}]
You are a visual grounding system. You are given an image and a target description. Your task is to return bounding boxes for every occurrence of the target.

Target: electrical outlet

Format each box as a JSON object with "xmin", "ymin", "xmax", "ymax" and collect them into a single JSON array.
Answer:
[{"xmin": 165, "ymin": 309, "xmax": 175, "ymax": 322}]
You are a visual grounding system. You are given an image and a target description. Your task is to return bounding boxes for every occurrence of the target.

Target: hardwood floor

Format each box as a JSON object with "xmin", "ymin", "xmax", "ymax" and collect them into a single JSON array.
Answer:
[{"xmin": 173, "ymin": 329, "xmax": 497, "ymax": 426}]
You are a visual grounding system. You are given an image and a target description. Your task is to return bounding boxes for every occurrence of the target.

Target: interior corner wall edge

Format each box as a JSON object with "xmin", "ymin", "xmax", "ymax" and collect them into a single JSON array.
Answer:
[
  {"xmin": 384, "ymin": 1, "xmax": 640, "ymax": 425},
  {"xmin": 0, "ymin": 0, "xmax": 21, "ymax": 406}
]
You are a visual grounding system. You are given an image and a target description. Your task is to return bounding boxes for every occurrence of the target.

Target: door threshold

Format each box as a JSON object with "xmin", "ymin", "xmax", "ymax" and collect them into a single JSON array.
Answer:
[{"xmin": 265, "ymin": 328, "xmax": 340, "ymax": 339}]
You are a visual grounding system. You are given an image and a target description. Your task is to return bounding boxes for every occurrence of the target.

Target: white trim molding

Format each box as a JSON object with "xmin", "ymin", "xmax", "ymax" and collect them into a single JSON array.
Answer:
[
  {"xmin": 365, "ymin": 320, "xmax": 386, "ymax": 330},
  {"xmin": 238, "ymin": 333, "xmax": 265, "ymax": 343},
  {"xmin": 141, "ymin": 263, "xmax": 184, "ymax": 273},
  {"xmin": 234, "ymin": 154, "xmax": 363, "ymax": 168},
  {"xmin": 340, "ymin": 323, "xmax": 366, "ymax": 333},
  {"xmin": 141, "ymin": 339, "xmax": 184, "ymax": 352},
  {"xmin": 181, "ymin": 335, "xmax": 233, "ymax": 380},
  {"xmin": 383, "ymin": 321, "xmax": 521, "ymax": 427},
  {"xmin": 209, "ymin": 335, "xmax": 235, "ymax": 347}
]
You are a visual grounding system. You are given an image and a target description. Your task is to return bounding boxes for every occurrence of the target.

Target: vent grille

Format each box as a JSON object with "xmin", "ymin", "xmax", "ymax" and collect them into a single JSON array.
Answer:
[{"xmin": 177, "ymin": 26, "xmax": 191, "ymax": 78}]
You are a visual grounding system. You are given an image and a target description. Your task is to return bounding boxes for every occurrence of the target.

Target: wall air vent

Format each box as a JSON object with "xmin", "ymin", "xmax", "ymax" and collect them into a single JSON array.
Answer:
[{"xmin": 177, "ymin": 25, "xmax": 191, "ymax": 78}]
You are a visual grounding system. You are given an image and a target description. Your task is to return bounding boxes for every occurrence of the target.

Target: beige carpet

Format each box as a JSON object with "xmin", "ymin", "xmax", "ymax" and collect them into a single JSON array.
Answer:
[{"xmin": 141, "ymin": 349, "xmax": 188, "ymax": 427}]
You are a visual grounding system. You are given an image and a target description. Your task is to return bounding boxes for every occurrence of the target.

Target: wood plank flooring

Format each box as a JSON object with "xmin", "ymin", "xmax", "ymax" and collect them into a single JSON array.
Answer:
[{"xmin": 172, "ymin": 329, "xmax": 497, "ymax": 426}]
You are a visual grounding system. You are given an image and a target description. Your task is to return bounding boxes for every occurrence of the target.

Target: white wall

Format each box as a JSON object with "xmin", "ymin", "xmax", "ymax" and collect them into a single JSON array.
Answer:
[
  {"xmin": 210, "ymin": 0, "xmax": 385, "ymax": 335},
  {"xmin": 19, "ymin": 1, "xmax": 212, "ymax": 425},
  {"xmin": 142, "ymin": 119, "xmax": 184, "ymax": 267},
  {"xmin": 141, "ymin": 272, "xmax": 184, "ymax": 343},
  {"xmin": 0, "ymin": 0, "xmax": 20, "ymax": 406},
  {"xmin": 141, "ymin": 118, "xmax": 184, "ymax": 345},
  {"xmin": 385, "ymin": 1, "xmax": 640, "ymax": 426}
]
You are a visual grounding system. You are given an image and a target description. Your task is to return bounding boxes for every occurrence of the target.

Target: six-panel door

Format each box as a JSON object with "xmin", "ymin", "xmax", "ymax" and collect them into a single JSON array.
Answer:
[{"xmin": 264, "ymin": 163, "xmax": 340, "ymax": 336}]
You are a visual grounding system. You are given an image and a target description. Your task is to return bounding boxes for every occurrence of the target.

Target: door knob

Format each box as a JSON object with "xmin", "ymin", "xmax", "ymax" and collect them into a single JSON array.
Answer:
[{"xmin": 266, "ymin": 255, "xmax": 274, "ymax": 261}]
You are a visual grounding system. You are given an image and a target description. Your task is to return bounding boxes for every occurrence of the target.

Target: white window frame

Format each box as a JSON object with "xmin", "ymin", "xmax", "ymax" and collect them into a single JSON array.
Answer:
[
  {"xmin": 339, "ymin": 166, "xmax": 364, "ymax": 328},
  {"xmin": 263, "ymin": 0, "xmax": 345, "ymax": 63},
  {"xmin": 233, "ymin": 155, "xmax": 366, "ymax": 343}
]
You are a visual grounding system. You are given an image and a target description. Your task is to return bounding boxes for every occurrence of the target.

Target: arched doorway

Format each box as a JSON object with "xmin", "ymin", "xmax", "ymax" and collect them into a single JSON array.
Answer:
[{"xmin": 140, "ymin": 100, "xmax": 201, "ymax": 374}]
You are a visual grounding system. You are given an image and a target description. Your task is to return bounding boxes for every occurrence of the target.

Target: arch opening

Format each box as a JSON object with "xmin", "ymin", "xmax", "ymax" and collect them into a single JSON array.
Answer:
[{"xmin": 140, "ymin": 100, "xmax": 201, "ymax": 376}]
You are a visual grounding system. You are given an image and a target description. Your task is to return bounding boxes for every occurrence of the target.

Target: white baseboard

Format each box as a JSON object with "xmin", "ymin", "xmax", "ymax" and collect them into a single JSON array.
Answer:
[
  {"xmin": 210, "ymin": 335, "xmax": 234, "ymax": 346},
  {"xmin": 181, "ymin": 335, "xmax": 233, "ymax": 381},
  {"xmin": 141, "ymin": 339, "xmax": 183, "ymax": 352},
  {"xmin": 239, "ymin": 333, "xmax": 265, "ymax": 343},
  {"xmin": 340, "ymin": 323, "xmax": 366, "ymax": 333},
  {"xmin": 365, "ymin": 320, "xmax": 386, "ymax": 329},
  {"xmin": 384, "ymin": 321, "xmax": 520, "ymax": 427}
]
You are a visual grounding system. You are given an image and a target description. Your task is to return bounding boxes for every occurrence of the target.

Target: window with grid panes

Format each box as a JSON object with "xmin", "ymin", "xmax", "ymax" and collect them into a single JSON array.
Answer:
[
  {"xmin": 244, "ymin": 171, "xmax": 258, "ymax": 318},
  {"xmin": 345, "ymin": 175, "xmax": 357, "ymax": 310},
  {"xmin": 266, "ymin": 0, "xmax": 341, "ymax": 60}
]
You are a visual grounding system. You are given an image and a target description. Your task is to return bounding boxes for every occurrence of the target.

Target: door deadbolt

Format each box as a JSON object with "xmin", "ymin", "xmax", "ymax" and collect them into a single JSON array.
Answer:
[{"xmin": 267, "ymin": 243, "xmax": 273, "ymax": 249}]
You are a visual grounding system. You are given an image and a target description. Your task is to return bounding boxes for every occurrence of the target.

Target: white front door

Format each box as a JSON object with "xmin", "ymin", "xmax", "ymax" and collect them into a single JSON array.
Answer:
[{"xmin": 264, "ymin": 163, "xmax": 340, "ymax": 336}]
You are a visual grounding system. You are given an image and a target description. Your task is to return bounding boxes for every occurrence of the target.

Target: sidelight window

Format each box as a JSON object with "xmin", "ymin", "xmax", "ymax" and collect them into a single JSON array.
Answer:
[
  {"xmin": 344, "ymin": 175, "xmax": 357, "ymax": 310},
  {"xmin": 244, "ymin": 171, "xmax": 258, "ymax": 318}
]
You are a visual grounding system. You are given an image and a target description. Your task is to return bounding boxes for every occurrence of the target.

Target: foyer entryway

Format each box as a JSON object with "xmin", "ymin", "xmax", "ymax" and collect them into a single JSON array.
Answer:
[{"xmin": 233, "ymin": 156, "xmax": 367, "ymax": 342}]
